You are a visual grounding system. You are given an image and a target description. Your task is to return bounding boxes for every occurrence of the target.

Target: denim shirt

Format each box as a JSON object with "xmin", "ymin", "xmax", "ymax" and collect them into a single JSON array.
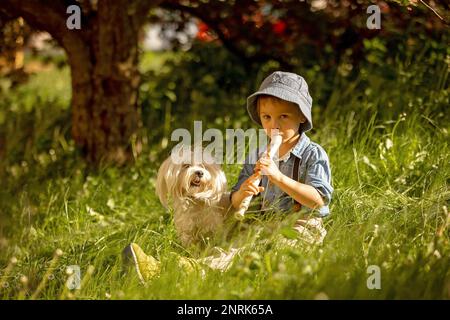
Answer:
[{"xmin": 230, "ymin": 133, "xmax": 333, "ymax": 217}]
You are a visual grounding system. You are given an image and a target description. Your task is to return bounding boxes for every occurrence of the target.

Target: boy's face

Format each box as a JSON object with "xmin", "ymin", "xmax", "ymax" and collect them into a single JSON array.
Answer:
[{"xmin": 258, "ymin": 96, "xmax": 306, "ymax": 142}]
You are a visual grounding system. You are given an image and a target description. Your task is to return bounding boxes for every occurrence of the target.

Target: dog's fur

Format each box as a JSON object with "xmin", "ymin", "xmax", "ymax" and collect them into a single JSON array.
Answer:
[{"xmin": 155, "ymin": 147, "xmax": 232, "ymax": 247}]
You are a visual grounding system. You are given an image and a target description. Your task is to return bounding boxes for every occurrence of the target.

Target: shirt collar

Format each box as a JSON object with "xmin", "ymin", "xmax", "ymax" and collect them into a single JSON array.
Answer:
[{"xmin": 291, "ymin": 132, "xmax": 310, "ymax": 160}]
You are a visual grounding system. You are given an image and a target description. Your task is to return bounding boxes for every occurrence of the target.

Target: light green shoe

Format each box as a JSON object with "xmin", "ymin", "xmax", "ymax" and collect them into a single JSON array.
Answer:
[
  {"xmin": 168, "ymin": 252, "xmax": 200, "ymax": 274},
  {"xmin": 122, "ymin": 243, "xmax": 161, "ymax": 284}
]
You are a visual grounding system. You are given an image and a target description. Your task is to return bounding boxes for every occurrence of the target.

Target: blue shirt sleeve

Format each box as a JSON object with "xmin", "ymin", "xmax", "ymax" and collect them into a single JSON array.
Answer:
[
  {"xmin": 304, "ymin": 145, "xmax": 334, "ymax": 208},
  {"xmin": 230, "ymin": 151, "xmax": 257, "ymax": 195}
]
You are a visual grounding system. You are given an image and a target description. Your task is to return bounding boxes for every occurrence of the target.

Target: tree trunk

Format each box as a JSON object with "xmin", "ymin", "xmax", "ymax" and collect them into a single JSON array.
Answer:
[
  {"xmin": 70, "ymin": 2, "xmax": 141, "ymax": 164},
  {"xmin": 1, "ymin": 0, "xmax": 161, "ymax": 165}
]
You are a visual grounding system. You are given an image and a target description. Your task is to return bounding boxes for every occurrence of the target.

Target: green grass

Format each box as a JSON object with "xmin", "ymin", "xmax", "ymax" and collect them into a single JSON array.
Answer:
[{"xmin": 0, "ymin": 54, "xmax": 449, "ymax": 300}]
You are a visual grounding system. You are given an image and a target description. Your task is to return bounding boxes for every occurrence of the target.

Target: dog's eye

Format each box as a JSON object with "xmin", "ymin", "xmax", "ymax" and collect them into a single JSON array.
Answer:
[{"xmin": 182, "ymin": 164, "xmax": 190, "ymax": 169}]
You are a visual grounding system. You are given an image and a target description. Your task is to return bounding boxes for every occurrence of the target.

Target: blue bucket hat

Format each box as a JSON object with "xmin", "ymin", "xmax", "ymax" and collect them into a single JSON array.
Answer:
[{"xmin": 247, "ymin": 71, "xmax": 313, "ymax": 133}]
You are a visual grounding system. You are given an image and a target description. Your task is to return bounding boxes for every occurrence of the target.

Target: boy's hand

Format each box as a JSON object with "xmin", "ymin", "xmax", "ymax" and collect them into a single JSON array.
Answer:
[
  {"xmin": 255, "ymin": 155, "xmax": 281, "ymax": 182},
  {"xmin": 238, "ymin": 173, "xmax": 264, "ymax": 197}
]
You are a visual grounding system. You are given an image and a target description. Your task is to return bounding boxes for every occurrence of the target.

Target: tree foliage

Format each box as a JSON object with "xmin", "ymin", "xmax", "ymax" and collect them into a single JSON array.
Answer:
[{"xmin": 158, "ymin": 0, "xmax": 448, "ymax": 70}]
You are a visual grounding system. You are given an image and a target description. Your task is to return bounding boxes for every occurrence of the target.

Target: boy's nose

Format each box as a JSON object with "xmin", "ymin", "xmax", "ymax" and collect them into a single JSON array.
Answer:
[{"xmin": 270, "ymin": 120, "xmax": 280, "ymax": 130}]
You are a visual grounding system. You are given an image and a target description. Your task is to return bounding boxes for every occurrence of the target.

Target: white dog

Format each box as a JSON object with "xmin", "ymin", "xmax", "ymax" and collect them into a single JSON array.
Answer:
[{"xmin": 155, "ymin": 146, "xmax": 232, "ymax": 247}]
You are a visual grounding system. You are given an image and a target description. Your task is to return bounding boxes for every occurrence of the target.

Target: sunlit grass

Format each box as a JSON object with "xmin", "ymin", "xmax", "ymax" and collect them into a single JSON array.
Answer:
[{"xmin": 0, "ymin": 53, "xmax": 449, "ymax": 299}]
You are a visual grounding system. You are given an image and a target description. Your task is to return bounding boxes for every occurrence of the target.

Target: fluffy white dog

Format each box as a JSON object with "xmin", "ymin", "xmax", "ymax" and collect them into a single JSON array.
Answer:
[{"xmin": 155, "ymin": 146, "xmax": 232, "ymax": 247}]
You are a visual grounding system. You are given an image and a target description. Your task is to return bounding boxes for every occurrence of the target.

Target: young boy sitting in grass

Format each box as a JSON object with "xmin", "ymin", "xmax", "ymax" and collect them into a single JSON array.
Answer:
[
  {"xmin": 230, "ymin": 71, "xmax": 333, "ymax": 244},
  {"xmin": 123, "ymin": 71, "xmax": 333, "ymax": 283}
]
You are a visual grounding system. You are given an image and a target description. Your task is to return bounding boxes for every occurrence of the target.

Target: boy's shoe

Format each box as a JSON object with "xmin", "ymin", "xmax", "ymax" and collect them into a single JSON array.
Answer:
[
  {"xmin": 122, "ymin": 243, "xmax": 161, "ymax": 284},
  {"xmin": 167, "ymin": 252, "xmax": 201, "ymax": 274}
]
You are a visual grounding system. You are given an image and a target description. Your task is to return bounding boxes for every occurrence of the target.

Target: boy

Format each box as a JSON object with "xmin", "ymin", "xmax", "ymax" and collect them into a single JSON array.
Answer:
[
  {"xmin": 231, "ymin": 71, "xmax": 333, "ymax": 244},
  {"xmin": 122, "ymin": 71, "xmax": 333, "ymax": 284}
]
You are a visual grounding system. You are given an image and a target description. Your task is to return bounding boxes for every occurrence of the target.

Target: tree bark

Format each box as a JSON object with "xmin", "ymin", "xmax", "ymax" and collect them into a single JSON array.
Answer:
[
  {"xmin": 0, "ymin": 0, "xmax": 161, "ymax": 165},
  {"xmin": 70, "ymin": 0, "xmax": 142, "ymax": 164}
]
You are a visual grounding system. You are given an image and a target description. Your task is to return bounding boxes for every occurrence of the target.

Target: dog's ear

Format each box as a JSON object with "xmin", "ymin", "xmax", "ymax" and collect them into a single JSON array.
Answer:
[
  {"xmin": 209, "ymin": 163, "xmax": 227, "ymax": 192},
  {"xmin": 155, "ymin": 157, "xmax": 170, "ymax": 208}
]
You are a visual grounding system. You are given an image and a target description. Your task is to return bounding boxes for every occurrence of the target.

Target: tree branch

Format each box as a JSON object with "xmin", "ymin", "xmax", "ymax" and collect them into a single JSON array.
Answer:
[
  {"xmin": 419, "ymin": 0, "xmax": 448, "ymax": 24},
  {"xmin": 0, "ymin": 0, "xmax": 88, "ymax": 46},
  {"xmin": 131, "ymin": 0, "xmax": 166, "ymax": 27},
  {"xmin": 0, "ymin": 0, "xmax": 93, "ymax": 87}
]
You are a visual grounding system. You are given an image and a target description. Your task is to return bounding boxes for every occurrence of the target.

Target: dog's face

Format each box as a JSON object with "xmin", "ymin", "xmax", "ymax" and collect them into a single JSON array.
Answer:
[
  {"xmin": 155, "ymin": 147, "xmax": 227, "ymax": 207},
  {"xmin": 178, "ymin": 161, "xmax": 215, "ymax": 197}
]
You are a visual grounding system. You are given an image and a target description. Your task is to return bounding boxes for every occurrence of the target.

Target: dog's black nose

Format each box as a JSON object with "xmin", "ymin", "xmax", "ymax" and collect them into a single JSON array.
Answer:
[{"xmin": 195, "ymin": 170, "xmax": 204, "ymax": 178}]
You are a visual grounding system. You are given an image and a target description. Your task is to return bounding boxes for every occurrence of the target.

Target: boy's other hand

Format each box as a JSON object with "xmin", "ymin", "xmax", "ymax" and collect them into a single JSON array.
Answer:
[{"xmin": 239, "ymin": 173, "xmax": 264, "ymax": 197}]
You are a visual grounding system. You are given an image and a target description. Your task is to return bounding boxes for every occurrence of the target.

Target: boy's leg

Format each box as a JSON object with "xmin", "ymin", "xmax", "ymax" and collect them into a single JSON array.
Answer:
[
  {"xmin": 122, "ymin": 243, "xmax": 241, "ymax": 284},
  {"xmin": 275, "ymin": 216, "xmax": 327, "ymax": 246},
  {"xmin": 293, "ymin": 216, "xmax": 327, "ymax": 245},
  {"xmin": 197, "ymin": 247, "xmax": 242, "ymax": 272},
  {"xmin": 122, "ymin": 243, "xmax": 201, "ymax": 284}
]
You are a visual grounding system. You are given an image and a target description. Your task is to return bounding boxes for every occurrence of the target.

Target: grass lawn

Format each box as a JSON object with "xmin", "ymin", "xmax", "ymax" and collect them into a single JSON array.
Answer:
[{"xmin": 0, "ymin": 53, "xmax": 449, "ymax": 300}]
